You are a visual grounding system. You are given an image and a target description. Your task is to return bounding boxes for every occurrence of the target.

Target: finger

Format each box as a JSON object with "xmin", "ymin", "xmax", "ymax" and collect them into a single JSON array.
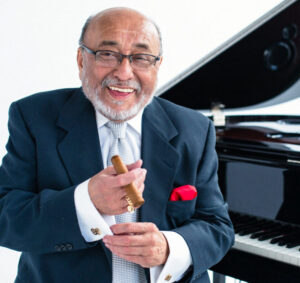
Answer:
[
  {"xmin": 110, "ymin": 168, "xmax": 146, "ymax": 188},
  {"xmin": 101, "ymin": 165, "xmax": 117, "ymax": 175},
  {"xmin": 105, "ymin": 243, "xmax": 145, "ymax": 256},
  {"xmin": 127, "ymin": 159, "xmax": 143, "ymax": 171},
  {"xmin": 133, "ymin": 174, "xmax": 146, "ymax": 192},
  {"xmin": 104, "ymin": 234, "xmax": 149, "ymax": 247},
  {"xmin": 136, "ymin": 183, "xmax": 145, "ymax": 194},
  {"xmin": 134, "ymin": 170, "xmax": 146, "ymax": 192},
  {"xmin": 110, "ymin": 245, "xmax": 164, "ymax": 266},
  {"xmin": 116, "ymin": 205, "xmax": 132, "ymax": 215},
  {"xmin": 110, "ymin": 222, "xmax": 158, "ymax": 235}
]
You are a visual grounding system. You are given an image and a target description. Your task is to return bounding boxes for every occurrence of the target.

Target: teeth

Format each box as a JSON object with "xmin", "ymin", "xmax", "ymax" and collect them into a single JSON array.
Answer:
[{"xmin": 109, "ymin": 86, "xmax": 134, "ymax": 93}]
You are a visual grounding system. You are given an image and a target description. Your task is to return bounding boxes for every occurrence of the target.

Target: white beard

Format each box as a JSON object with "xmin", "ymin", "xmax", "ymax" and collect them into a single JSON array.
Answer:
[{"xmin": 81, "ymin": 76, "xmax": 153, "ymax": 121}]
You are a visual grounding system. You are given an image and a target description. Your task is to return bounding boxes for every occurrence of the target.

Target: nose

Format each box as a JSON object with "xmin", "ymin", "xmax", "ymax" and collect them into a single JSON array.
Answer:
[{"xmin": 112, "ymin": 57, "xmax": 135, "ymax": 81}]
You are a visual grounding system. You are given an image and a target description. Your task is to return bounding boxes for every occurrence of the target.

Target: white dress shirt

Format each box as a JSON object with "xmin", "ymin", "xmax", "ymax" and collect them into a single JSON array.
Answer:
[{"xmin": 74, "ymin": 110, "xmax": 192, "ymax": 282}]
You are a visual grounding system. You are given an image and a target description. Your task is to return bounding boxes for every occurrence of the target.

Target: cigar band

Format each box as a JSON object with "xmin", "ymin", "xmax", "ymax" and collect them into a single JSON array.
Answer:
[
  {"xmin": 125, "ymin": 196, "xmax": 135, "ymax": 213},
  {"xmin": 127, "ymin": 205, "xmax": 134, "ymax": 213}
]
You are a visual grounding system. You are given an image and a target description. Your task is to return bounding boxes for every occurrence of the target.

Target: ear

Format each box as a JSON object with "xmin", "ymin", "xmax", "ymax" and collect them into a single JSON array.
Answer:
[
  {"xmin": 156, "ymin": 56, "xmax": 163, "ymax": 70},
  {"xmin": 77, "ymin": 47, "xmax": 84, "ymax": 80},
  {"xmin": 158, "ymin": 56, "xmax": 163, "ymax": 66}
]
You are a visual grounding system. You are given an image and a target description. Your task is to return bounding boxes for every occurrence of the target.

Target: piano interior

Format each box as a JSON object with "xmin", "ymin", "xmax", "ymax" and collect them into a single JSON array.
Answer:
[{"xmin": 159, "ymin": 0, "xmax": 300, "ymax": 282}]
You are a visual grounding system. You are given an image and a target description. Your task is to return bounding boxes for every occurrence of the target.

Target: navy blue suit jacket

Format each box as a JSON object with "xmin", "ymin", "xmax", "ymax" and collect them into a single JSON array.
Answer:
[{"xmin": 0, "ymin": 88, "xmax": 234, "ymax": 282}]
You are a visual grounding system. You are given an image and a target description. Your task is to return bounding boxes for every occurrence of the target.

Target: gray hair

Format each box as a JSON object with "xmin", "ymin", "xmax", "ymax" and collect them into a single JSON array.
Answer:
[{"xmin": 78, "ymin": 13, "xmax": 163, "ymax": 55}]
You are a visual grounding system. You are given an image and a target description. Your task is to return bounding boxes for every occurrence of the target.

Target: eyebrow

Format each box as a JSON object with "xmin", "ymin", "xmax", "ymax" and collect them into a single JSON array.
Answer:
[
  {"xmin": 134, "ymin": 43, "xmax": 150, "ymax": 51},
  {"xmin": 98, "ymin": 40, "xmax": 118, "ymax": 48},
  {"xmin": 98, "ymin": 41, "xmax": 151, "ymax": 52}
]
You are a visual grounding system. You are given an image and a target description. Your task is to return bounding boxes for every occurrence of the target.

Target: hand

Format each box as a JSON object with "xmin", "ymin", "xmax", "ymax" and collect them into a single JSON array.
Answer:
[
  {"xmin": 88, "ymin": 160, "xmax": 146, "ymax": 215},
  {"xmin": 103, "ymin": 222, "xmax": 169, "ymax": 268}
]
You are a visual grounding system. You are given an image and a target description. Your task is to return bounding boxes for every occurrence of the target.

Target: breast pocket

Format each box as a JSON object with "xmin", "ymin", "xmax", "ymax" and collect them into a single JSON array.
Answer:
[{"xmin": 166, "ymin": 198, "xmax": 197, "ymax": 227}]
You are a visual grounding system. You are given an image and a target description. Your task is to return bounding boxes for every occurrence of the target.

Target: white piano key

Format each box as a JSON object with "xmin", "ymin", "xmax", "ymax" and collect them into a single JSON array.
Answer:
[{"xmin": 233, "ymin": 233, "xmax": 300, "ymax": 267}]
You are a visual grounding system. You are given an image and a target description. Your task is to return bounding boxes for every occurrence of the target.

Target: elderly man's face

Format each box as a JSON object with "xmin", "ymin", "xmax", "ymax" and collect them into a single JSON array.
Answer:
[{"xmin": 77, "ymin": 10, "xmax": 162, "ymax": 121}]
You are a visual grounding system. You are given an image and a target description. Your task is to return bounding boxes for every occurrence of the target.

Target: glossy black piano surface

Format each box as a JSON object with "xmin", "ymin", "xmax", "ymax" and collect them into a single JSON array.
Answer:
[
  {"xmin": 158, "ymin": 0, "xmax": 300, "ymax": 282},
  {"xmin": 214, "ymin": 115, "xmax": 300, "ymax": 282}
]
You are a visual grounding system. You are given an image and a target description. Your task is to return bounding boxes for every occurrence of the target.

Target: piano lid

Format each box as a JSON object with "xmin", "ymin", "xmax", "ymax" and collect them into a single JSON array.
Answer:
[{"xmin": 158, "ymin": 0, "xmax": 300, "ymax": 111}]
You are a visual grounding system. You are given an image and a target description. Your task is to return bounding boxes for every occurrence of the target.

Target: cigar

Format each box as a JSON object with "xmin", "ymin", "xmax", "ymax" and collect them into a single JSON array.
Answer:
[{"xmin": 111, "ymin": 155, "xmax": 145, "ymax": 210}]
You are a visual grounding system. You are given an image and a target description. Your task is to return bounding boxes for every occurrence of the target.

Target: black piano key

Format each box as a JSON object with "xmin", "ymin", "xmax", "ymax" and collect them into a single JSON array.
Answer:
[
  {"xmin": 253, "ymin": 225, "xmax": 284, "ymax": 239},
  {"xmin": 271, "ymin": 235, "xmax": 287, "ymax": 244},
  {"xmin": 270, "ymin": 230, "xmax": 299, "ymax": 244},
  {"xmin": 250, "ymin": 223, "xmax": 281, "ymax": 239},
  {"xmin": 258, "ymin": 229, "xmax": 286, "ymax": 241},
  {"xmin": 238, "ymin": 220, "xmax": 270, "ymax": 236},
  {"xmin": 230, "ymin": 212, "xmax": 300, "ymax": 249},
  {"xmin": 235, "ymin": 218, "xmax": 269, "ymax": 229},
  {"xmin": 277, "ymin": 233, "xmax": 300, "ymax": 246},
  {"xmin": 271, "ymin": 235, "xmax": 294, "ymax": 245},
  {"xmin": 286, "ymin": 238, "xmax": 300, "ymax": 248},
  {"xmin": 278, "ymin": 238, "xmax": 297, "ymax": 246}
]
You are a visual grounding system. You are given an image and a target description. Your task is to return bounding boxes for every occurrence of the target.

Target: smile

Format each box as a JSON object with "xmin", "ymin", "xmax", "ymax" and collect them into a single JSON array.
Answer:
[
  {"xmin": 108, "ymin": 86, "xmax": 135, "ymax": 93},
  {"xmin": 107, "ymin": 86, "xmax": 136, "ymax": 100}
]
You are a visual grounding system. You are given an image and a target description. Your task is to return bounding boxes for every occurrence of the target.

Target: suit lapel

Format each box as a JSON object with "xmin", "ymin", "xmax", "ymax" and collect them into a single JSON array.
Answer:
[
  {"xmin": 56, "ymin": 89, "xmax": 103, "ymax": 186},
  {"xmin": 140, "ymin": 99, "xmax": 179, "ymax": 228},
  {"xmin": 56, "ymin": 93, "xmax": 179, "ymax": 270},
  {"xmin": 56, "ymin": 89, "xmax": 113, "ymax": 268}
]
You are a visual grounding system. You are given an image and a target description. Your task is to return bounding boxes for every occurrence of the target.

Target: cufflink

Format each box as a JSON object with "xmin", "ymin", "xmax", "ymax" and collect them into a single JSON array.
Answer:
[
  {"xmin": 91, "ymin": 228, "xmax": 101, "ymax": 235},
  {"xmin": 164, "ymin": 274, "xmax": 172, "ymax": 281}
]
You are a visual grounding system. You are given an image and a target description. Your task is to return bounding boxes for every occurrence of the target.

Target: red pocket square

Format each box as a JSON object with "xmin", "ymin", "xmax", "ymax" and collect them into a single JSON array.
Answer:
[{"xmin": 169, "ymin": 185, "xmax": 197, "ymax": 201}]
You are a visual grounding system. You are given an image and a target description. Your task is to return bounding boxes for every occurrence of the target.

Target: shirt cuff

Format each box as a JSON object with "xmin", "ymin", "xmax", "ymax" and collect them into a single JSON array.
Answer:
[
  {"xmin": 150, "ymin": 231, "xmax": 192, "ymax": 283},
  {"xmin": 74, "ymin": 179, "xmax": 115, "ymax": 242}
]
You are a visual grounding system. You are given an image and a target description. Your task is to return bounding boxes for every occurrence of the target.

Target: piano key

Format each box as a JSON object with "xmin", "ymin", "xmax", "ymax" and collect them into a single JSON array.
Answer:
[
  {"xmin": 235, "ymin": 219, "xmax": 272, "ymax": 234},
  {"xmin": 250, "ymin": 223, "xmax": 281, "ymax": 239},
  {"xmin": 278, "ymin": 234, "xmax": 300, "ymax": 246},
  {"xmin": 270, "ymin": 231, "xmax": 300, "ymax": 245},
  {"xmin": 258, "ymin": 230, "xmax": 285, "ymax": 241},
  {"xmin": 257, "ymin": 225, "xmax": 294, "ymax": 241},
  {"xmin": 234, "ymin": 234, "xmax": 300, "ymax": 267},
  {"xmin": 238, "ymin": 225, "xmax": 266, "ymax": 236},
  {"xmin": 287, "ymin": 239, "xmax": 300, "ymax": 248}
]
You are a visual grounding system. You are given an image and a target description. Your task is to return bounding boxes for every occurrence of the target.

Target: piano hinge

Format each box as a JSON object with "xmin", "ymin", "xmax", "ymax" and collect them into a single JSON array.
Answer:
[{"xmin": 287, "ymin": 159, "xmax": 300, "ymax": 164}]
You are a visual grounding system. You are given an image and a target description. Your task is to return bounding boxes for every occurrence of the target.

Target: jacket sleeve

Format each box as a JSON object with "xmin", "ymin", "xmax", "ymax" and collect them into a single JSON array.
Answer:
[
  {"xmin": 0, "ymin": 102, "xmax": 94, "ymax": 254},
  {"xmin": 173, "ymin": 120, "xmax": 235, "ymax": 281}
]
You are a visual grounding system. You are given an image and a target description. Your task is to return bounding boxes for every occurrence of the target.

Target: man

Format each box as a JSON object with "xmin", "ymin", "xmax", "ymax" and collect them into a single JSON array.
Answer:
[{"xmin": 0, "ymin": 7, "xmax": 234, "ymax": 283}]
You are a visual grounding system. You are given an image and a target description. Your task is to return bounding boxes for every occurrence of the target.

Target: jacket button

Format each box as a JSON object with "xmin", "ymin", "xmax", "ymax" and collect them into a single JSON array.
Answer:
[
  {"xmin": 66, "ymin": 243, "xmax": 73, "ymax": 250},
  {"xmin": 54, "ymin": 245, "xmax": 61, "ymax": 252}
]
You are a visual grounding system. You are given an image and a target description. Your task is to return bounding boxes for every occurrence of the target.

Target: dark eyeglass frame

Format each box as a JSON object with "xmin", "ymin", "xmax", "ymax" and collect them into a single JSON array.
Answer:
[{"xmin": 80, "ymin": 44, "xmax": 161, "ymax": 67}]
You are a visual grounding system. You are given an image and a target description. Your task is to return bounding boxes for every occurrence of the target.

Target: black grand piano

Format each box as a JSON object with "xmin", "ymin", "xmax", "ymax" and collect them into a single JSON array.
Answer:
[{"xmin": 158, "ymin": 0, "xmax": 300, "ymax": 282}]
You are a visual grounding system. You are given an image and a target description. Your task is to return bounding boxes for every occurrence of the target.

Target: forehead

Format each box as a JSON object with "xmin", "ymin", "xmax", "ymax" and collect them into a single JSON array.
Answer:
[{"xmin": 85, "ymin": 11, "xmax": 160, "ymax": 53}]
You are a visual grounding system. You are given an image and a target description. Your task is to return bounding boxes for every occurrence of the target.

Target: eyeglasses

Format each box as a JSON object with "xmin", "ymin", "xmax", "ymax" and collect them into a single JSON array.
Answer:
[{"xmin": 80, "ymin": 44, "xmax": 160, "ymax": 70}]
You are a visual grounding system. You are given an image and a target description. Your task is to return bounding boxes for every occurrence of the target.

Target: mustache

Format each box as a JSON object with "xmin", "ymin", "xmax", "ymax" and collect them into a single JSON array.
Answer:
[{"xmin": 101, "ymin": 77, "xmax": 141, "ymax": 92}]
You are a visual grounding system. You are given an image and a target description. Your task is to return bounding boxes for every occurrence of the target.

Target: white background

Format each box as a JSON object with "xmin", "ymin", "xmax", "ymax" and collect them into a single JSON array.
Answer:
[{"xmin": 0, "ymin": 0, "xmax": 284, "ymax": 281}]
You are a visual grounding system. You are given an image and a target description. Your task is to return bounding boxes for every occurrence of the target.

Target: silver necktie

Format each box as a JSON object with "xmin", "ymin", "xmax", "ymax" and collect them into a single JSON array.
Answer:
[{"xmin": 106, "ymin": 121, "xmax": 146, "ymax": 283}]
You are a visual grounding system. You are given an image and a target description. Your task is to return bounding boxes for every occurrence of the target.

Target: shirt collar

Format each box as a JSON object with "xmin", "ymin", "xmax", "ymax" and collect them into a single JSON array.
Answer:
[{"xmin": 95, "ymin": 109, "xmax": 143, "ymax": 135}]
